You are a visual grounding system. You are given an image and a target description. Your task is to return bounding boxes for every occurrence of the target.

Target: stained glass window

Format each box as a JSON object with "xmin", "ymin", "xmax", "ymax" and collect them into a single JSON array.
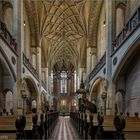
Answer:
[{"xmin": 60, "ymin": 71, "xmax": 67, "ymax": 93}]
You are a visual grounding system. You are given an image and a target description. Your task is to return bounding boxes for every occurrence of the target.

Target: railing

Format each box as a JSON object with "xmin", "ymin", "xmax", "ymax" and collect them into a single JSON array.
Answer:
[
  {"xmin": 112, "ymin": 6, "xmax": 140, "ymax": 52},
  {"xmin": 41, "ymin": 80, "xmax": 47, "ymax": 91},
  {"xmin": 0, "ymin": 21, "xmax": 17, "ymax": 54},
  {"xmin": 89, "ymin": 52, "xmax": 106, "ymax": 81},
  {"xmin": 23, "ymin": 53, "xmax": 39, "ymax": 80}
]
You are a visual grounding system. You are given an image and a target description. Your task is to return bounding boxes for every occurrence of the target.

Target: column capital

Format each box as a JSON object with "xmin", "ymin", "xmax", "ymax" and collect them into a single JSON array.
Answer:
[{"xmin": 30, "ymin": 47, "xmax": 36, "ymax": 54}]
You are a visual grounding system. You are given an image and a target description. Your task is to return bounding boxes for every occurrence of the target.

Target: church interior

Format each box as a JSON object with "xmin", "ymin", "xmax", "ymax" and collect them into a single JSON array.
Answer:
[{"xmin": 0, "ymin": 0, "xmax": 140, "ymax": 139}]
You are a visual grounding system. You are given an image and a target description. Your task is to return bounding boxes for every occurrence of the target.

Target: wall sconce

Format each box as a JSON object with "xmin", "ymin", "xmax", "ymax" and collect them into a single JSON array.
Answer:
[
  {"xmin": 103, "ymin": 21, "xmax": 106, "ymax": 27},
  {"xmin": 24, "ymin": 20, "xmax": 26, "ymax": 26}
]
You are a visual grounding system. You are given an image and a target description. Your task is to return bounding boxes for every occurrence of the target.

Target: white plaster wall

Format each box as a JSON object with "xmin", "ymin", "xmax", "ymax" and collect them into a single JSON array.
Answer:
[
  {"xmin": 116, "ymin": 8, "xmax": 124, "ymax": 36},
  {"xmin": 4, "ymin": 7, "xmax": 13, "ymax": 33},
  {"xmin": 126, "ymin": 58, "xmax": 140, "ymax": 116},
  {"xmin": 130, "ymin": 0, "xmax": 140, "ymax": 17}
]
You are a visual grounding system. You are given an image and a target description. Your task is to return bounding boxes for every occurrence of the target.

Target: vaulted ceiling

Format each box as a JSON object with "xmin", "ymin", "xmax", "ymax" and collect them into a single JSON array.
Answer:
[{"xmin": 24, "ymin": 0, "xmax": 103, "ymax": 71}]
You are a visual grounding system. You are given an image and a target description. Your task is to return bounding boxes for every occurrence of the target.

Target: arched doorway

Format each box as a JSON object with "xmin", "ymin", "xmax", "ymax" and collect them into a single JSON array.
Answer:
[
  {"xmin": 5, "ymin": 90, "xmax": 13, "ymax": 114},
  {"xmin": 21, "ymin": 78, "xmax": 38, "ymax": 114},
  {"xmin": 0, "ymin": 52, "xmax": 16, "ymax": 114},
  {"xmin": 115, "ymin": 90, "xmax": 125, "ymax": 114},
  {"xmin": 90, "ymin": 78, "xmax": 107, "ymax": 114},
  {"xmin": 2, "ymin": 89, "xmax": 13, "ymax": 115}
]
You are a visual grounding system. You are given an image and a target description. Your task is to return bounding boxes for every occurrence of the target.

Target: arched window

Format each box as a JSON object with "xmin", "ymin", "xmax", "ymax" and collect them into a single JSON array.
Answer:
[
  {"xmin": 3, "ymin": 2, "xmax": 13, "ymax": 33},
  {"xmin": 32, "ymin": 53, "xmax": 37, "ymax": 69},
  {"xmin": 60, "ymin": 71, "xmax": 67, "ymax": 93},
  {"xmin": 4, "ymin": 90, "xmax": 13, "ymax": 115},
  {"xmin": 115, "ymin": 90, "xmax": 125, "ymax": 113},
  {"xmin": 116, "ymin": 4, "xmax": 125, "ymax": 35}
]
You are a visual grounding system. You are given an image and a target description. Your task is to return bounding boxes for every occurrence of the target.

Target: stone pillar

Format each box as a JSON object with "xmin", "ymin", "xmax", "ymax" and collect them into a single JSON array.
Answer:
[
  {"xmin": 105, "ymin": 0, "xmax": 115, "ymax": 115},
  {"xmin": 91, "ymin": 48, "xmax": 97, "ymax": 71},
  {"xmin": 56, "ymin": 79, "xmax": 59, "ymax": 95},
  {"xmin": 79, "ymin": 68, "xmax": 85, "ymax": 83},
  {"xmin": 44, "ymin": 67, "xmax": 48, "ymax": 86},
  {"xmin": 16, "ymin": 0, "xmax": 24, "ymax": 115},
  {"xmin": 22, "ymin": 95, "xmax": 27, "ymax": 114},
  {"xmin": 86, "ymin": 47, "xmax": 92, "ymax": 78},
  {"xmin": 36, "ymin": 46, "xmax": 41, "ymax": 113},
  {"xmin": 48, "ymin": 74, "xmax": 52, "ymax": 94},
  {"xmin": 0, "ymin": 1, "xmax": 3, "ymax": 20},
  {"xmin": 30, "ymin": 47, "xmax": 37, "ymax": 69}
]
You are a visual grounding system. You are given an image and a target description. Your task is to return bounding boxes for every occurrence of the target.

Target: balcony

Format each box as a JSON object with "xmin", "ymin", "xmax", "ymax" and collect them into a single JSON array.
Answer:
[
  {"xmin": 0, "ymin": 21, "xmax": 17, "ymax": 54},
  {"xmin": 112, "ymin": 6, "xmax": 140, "ymax": 53},
  {"xmin": 89, "ymin": 52, "xmax": 106, "ymax": 82},
  {"xmin": 23, "ymin": 53, "xmax": 39, "ymax": 80}
]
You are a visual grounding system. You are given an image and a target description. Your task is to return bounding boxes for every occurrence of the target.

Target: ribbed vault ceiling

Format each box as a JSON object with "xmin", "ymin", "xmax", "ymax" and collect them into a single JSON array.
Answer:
[{"xmin": 25, "ymin": 0, "xmax": 103, "ymax": 71}]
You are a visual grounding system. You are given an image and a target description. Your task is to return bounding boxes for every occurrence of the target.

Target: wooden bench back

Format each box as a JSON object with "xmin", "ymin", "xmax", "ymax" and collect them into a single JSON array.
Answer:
[{"xmin": 83, "ymin": 114, "xmax": 140, "ymax": 132}]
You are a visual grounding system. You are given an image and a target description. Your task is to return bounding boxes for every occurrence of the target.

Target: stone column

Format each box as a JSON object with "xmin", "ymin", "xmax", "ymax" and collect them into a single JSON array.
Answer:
[
  {"xmin": 30, "ymin": 47, "xmax": 37, "ymax": 69},
  {"xmin": 0, "ymin": 1, "xmax": 3, "ymax": 20},
  {"xmin": 44, "ymin": 67, "xmax": 48, "ymax": 86},
  {"xmin": 16, "ymin": 0, "xmax": 24, "ymax": 115},
  {"xmin": 105, "ymin": 0, "xmax": 115, "ymax": 115},
  {"xmin": 86, "ymin": 47, "xmax": 92, "ymax": 78},
  {"xmin": 22, "ymin": 95, "xmax": 27, "ymax": 114},
  {"xmin": 36, "ymin": 46, "xmax": 42, "ymax": 113},
  {"xmin": 79, "ymin": 68, "xmax": 85, "ymax": 84},
  {"xmin": 91, "ymin": 48, "xmax": 97, "ymax": 71}
]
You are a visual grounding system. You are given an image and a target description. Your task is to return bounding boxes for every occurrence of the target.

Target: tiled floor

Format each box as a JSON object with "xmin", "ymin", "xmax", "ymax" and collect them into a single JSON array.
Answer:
[{"xmin": 49, "ymin": 116, "xmax": 81, "ymax": 140}]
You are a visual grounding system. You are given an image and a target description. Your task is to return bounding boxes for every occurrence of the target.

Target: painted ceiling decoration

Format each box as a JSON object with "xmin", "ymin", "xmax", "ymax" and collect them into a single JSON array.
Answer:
[{"xmin": 25, "ymin": 0, "xmax": 103, "ymax": 71}]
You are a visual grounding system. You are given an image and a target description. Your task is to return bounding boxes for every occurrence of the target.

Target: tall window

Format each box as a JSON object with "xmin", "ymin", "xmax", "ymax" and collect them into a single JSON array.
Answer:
[
  {"xmin": 116, "ymin": 6, "xmax": 125, "ymax": 35},
  {"xmin": 61, "ymin": 71, "xmax": 67, "ymax": 93},
  {"xmin": 3, "ymin": 2, "xmax": 13, "ymax": 33}
]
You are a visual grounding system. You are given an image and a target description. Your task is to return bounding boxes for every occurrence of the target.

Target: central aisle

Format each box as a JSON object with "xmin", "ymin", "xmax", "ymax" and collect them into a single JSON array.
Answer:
[{"xmin": 49, "ymin": 116, "xmax": 80, "ymax": 140}]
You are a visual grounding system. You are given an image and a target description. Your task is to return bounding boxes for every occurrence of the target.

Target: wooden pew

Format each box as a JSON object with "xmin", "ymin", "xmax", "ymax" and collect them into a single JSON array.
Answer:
[
  {"xmin": 0, "ymin": 112, "xmax": 59, "ymax": 139},
  {"xmin": 70, "ymin": 112, "xmax": 140, "ymax": 139},
  {"xmin": 125, "ymin": 117, "xmax": 140, "ymax": 139},
  {"xmin": 0, "ymin": 115, "xmax": 33, "ymax": 139}
]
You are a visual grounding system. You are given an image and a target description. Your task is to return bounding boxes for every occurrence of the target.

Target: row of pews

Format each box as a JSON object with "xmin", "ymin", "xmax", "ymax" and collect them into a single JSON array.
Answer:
[
  {"xmin": 0, "ymin": 112, "xmax": 59, "ymax": 139},
  {"xmin": 70, "ymin": 112, "xmax": 140, "ymax": 139}
]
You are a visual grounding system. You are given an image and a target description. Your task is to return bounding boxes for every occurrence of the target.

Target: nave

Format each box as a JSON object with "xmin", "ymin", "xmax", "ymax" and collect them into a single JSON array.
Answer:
[{"xmin": 49, "ymin": 116, "xmax": 80, "ymax": 140}]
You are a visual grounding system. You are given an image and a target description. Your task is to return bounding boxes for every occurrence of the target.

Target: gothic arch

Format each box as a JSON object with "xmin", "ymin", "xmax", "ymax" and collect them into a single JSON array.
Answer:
[
  {"xmin": 0, "ymin": 47, "xmax": 16, "ymax": 81},
  {"xmin": 112, "ymin": 36, "xmax": 140, "ymax": 82},
  {"xmin": 21, "ymin": 76, "xmax": 39, "ymax": 114},
  {"xmin": 115, "ymin": 89, "xmax": 125, "ymax": 113}
]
